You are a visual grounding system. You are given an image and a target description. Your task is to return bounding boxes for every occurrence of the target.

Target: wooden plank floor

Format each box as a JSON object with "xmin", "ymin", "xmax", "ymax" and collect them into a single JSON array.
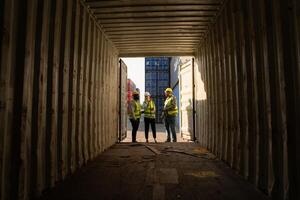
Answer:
[{"xmin": 39, "ymin": 143, "xmax": 270, "ymax": 200}]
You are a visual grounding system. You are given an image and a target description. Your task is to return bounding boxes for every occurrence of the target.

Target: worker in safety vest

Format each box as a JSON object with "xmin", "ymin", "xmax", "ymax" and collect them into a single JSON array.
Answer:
[
  {"xmin": 128, "ymin": 91, "xmax": 141, "ymax": 142},
  {"xmin": 143, "ymin": 92, "xmax": 157, "ymax": 143},
  {"xmin": 162, "ymin": 88, "xmax": 178, "ymax": 142}
]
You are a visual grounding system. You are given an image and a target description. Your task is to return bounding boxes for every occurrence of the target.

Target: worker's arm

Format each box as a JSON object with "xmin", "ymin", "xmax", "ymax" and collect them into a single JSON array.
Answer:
[
  {"xmin": 152, "ymin": 102, "xmax": 156, "ymax": 113},
  {"xmin": 128, "ymin": 101, "xmax": 137, "ymax": 120}
]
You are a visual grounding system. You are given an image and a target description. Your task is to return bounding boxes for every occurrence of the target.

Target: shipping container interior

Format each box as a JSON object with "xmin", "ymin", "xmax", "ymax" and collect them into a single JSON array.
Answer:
[{"xmin": 1, "ymin": 0, "xmax": 299, "ymax": 199}]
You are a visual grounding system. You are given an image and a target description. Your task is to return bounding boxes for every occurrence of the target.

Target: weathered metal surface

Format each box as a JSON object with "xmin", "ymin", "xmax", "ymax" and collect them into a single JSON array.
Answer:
[
  {"xmin": 36, "ymin": 0, "xmax": 51, "ymax": 195},
  {"xmin": 83, "ymin": 0, "xmax": 224, "ymax": 56},
  {"xmin": 0, "ymin": 0, "xmax": 119, "ymax": 199},
  {"xmin": 0, "ymin": 0, "xmax": 299, "ymax": 199},
  {"xmin": 195, "ymin": 0, "xmax": 300, "ymax": 199}
]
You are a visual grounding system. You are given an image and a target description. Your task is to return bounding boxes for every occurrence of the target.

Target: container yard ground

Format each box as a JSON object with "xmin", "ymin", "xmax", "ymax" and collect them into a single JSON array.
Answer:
[
  {"xmin": 39, "ymin": 142, "xmax": 269, "ymax": 200},
  {"xmin": 123, "ymin": 120, "xmax": 186, "ymax": 143}
]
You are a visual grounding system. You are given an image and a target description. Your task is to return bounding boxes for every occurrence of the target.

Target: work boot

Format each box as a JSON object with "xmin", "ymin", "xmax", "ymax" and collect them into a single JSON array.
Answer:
[{"xmin": 165, "ymin": 139, "xmax": 171, "ymax": 143}]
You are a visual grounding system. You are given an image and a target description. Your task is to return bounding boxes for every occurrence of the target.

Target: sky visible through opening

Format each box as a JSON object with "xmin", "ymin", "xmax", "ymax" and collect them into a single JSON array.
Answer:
[{"xmin": 122, "ymin": 57, "xmax": 145, "ymax": 102}]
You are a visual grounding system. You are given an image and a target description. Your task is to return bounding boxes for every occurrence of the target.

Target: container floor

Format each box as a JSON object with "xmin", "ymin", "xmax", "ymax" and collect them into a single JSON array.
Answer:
[{"xmin": 39, "ymin": 143, "xmax": 269, "ymax": 200}]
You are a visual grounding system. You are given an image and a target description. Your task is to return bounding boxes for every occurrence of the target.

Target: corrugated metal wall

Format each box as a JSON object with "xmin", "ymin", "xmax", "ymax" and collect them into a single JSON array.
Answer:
[
  {"xmin": 0, "ymin": 0, "xmax": 119, "ymax": 199},
  {"xmin": 195, "ymin": 0, "xmax": 300, "ymax": 199}
]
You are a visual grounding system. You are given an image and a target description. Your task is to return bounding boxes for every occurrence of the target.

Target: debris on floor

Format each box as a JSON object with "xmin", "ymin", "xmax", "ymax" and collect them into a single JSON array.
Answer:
[
  {"xmin": 142, "ymin": 144, "xmax": 161, "ymax": 155},
  {"xmin": 39, "ymin": 143, "xmax": 270, "ymax": 200},
  {"xmin": 184, "ymin": 171, "xmax": 219, "ymax": 178}
]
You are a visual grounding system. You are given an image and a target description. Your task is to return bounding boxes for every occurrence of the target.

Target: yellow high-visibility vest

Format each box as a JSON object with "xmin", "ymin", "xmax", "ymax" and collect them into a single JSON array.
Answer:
[
  {"xmin": 134, "ymin": 100, "xmax": 141, "ymax": 118},
  {"xmin": 164, "ymin": 96, "xmax": 178, "ymax": 116},
  {"xmin": 144, "ymin": 100, "xmax": 156, "ymax": 119},
  {"xmin": 129, "ymin": 100, "xmax": 141, "ymax": 119},
  {"xmin": 128, "ymin": 100, "xmax": 141, "ymax": 119}
]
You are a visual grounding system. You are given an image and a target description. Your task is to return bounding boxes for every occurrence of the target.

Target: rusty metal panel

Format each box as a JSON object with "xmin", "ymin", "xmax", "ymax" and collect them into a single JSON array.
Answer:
[
  {"xmin": 98, "ymin": 33, "xmax": 104, "ymax": 153},
  {"xmin": 211, "ymin": 27, "xmax": 218, "ymax": 155},
  {"xmin": 48, "ymin": 0, "xmax": 65, "ymax": 187},
  {"xmin": 199, "ymin": 47, "xmax": 207, "ymax": 147},
  {"xmin": 18, "ymin": 1, "xmax": 39, "ymax": 199},
  {"xmin": 0, "ymin": 1, "xmax": 18, "ymax": 199},
  {"xmin": 34, "ymin": 0, "xmax": 52, "ymax": 196},
  {"xmin": 216, "ymin": 16, "xmax": 226, "ymax": 160},
  {"xmin": 219, "ymin": 15, "xmax": 229, "ymax": 162},
  {"xmin": 207, "ymin": 36, "xmax": 214, "ymax": 151},
  {"xmin": 82, "ymin": 16, "xmax": 91, "ymax": 162},
  {"xmin": 80, "ymin": 10, "xmax": 88, "ymax": 165},
  {"xmin": 99, "ymin": 33, "xmax": 105, "ymax": 153},
  {"xmin": 102, "ymin": 41, "xmax": 108, "ymax": 149},
  {"xmin": 212, "ymin": 26, "xmax": 220, "ymax": 157},
  {"xmin": 283, "ymin": 0, "xmax": 300, "ymax": 198},
  {"xmin": 75, "ymin": 1, "xmax": 84, "ymax": 169},
  {"xmin": 223, "ymin": 4, "xmax": 234, "ymax": 167},
  {"xmin": 265, "ymin": 0, "xmax": 289, "ymax": 198},
  {"xmin": 94, "ymin": 30, "xmax": 100, "ymax": 155},
  {"xmin": 195, "ymin": 0, "xmax": 299, "ymax": 198},
  {"xmin": 227, "ymin": 0, "xmax": 241, "ymax": 172},
  {"xmin": 93, "ymin": 27, "xmax": 100, "ymax": 156},
  {"xmin": 1, "ymin": 0, "xmax": 300, "ymax": 199},
  {"xmin": 65, "ymin": 0, "xmax": 77, "ymax": 175},
  {"xmin": 59, "ymin": 0, "xmax": 72, "ymax": 180},
  {"xmin": 69, "ymin": 0, "xmax": 80, "ymax": 174},
  {"xmin": 251, "ymin": 0, "xmax": 274, "ymax": 194},
  {"xmin": 234, "ymin": 0, "xmax": 250, "ymax": 178},
  {"xmin": 0, "ymin": 0, "xmax": 120, "ymax": 198},
  {"xmin": 86, "ymin": 19, "xmax": 94, "ymax": 160},
  {"xmin": 243, "ymin": 0, "xmax": 260, "ymax": 185},
  {"xmin": 104, "ymin": 37, "xmax": 108, "ymax": 150}
]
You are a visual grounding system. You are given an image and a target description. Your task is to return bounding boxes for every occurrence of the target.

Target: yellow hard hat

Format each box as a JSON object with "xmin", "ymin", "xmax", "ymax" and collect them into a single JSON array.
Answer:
[
  {"xmin": 132, "ymin": 91, "xmax": 139, "ymax": 95},
  {"xmin": 165, "ymin": 88, "xmax": 173, "ymax": 93}
]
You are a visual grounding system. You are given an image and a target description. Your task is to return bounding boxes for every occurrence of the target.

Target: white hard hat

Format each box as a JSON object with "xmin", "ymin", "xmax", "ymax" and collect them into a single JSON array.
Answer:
[{"xmin": 144, "ymin": 92, "xmax": 151, "ymax": 96}]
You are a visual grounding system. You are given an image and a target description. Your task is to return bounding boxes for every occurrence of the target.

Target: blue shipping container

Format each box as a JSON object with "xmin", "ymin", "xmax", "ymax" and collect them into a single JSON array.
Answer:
[{"xmin": 145, "ymin": 57, "xmax": 170, "ymax": 122}]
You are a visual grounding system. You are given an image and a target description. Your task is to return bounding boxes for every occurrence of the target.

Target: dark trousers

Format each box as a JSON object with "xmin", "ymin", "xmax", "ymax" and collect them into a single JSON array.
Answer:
[
  {"xmin": 165, "ymin": 116, "xmax": 177, "ymax": 142},
  {"xmin": 130, "ymin": 118, "xmax": 140, "ymax": 142},
  {"xmin": 144, "ymin": 117, "xmax": 156, "ymax": 139}
]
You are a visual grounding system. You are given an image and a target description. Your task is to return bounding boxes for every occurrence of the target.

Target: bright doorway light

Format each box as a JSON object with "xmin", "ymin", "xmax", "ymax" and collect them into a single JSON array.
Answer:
[{"xmin": 122, "ymin": 57, "xmax": 145, "ymax": 102}]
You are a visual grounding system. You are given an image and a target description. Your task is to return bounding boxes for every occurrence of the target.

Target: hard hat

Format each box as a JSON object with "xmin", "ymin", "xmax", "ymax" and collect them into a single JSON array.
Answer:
[
  {"xmin": 144, "ymin": 92, "xmax": 151, "ymax": 96},
  {"xmin": 165, "ymin": 88, "xmax": 173, "ymax": 93},
  {"xmin": 132, "ymin": 91, "xmax": 139, "ymax": 95}
]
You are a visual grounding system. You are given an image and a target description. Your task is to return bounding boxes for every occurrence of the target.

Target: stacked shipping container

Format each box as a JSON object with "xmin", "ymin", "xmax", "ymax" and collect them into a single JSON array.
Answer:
[
  {"xmin": 127, "ymin": 79, "xmax": 136, "ymax": 102},
  {"xmin": 145, "ymin": 57, "xmax": 170, "ymax": 123}
]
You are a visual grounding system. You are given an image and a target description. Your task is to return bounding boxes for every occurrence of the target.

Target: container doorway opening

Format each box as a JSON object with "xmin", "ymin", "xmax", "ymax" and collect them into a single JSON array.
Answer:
[{"xmin": 118, "ymin": 57, "xmax": 206, "ymax": 143}]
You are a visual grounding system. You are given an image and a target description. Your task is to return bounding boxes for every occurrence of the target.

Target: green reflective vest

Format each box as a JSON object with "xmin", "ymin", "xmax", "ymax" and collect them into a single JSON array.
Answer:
[
  {"xmin": 144, "ymin": 100, "xmax": 156, "ymax": 119},
  {"xmin": 129, "ymin": 100, "xmax": 141, "ymax": 119},
  {"xmin": 164, "ymin": 96, "xmax": 178, "ymax": 116}
]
